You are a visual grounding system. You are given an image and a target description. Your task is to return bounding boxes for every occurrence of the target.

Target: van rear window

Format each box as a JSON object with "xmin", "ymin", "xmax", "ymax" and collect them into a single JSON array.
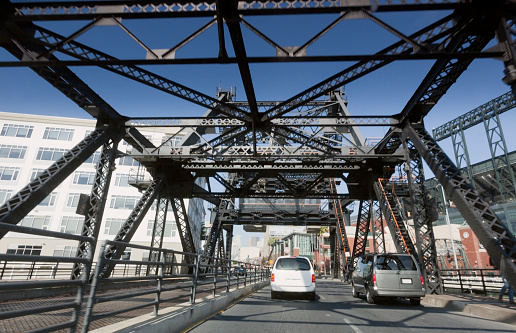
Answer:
[
  {"xmin": 275, "ymin": 258, "xmax": 310, "ymax": 271},
  {"xmin": 375, "ymin": 255, "xmax": 416, "ymax": 271}
]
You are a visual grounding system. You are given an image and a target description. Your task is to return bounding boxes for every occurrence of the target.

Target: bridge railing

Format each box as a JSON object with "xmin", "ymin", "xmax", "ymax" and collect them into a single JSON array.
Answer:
[
  {"xmin": 440, "ymin": 268, "xmax": 504, "ymax": 295},
  {"xmin": 0, "ymin": 236, "xmax": 269, "ymax": 333},
  {"xmin": 82, "ymin": 239, "xmax": 269, "ymax": 332},
  {"xmin": 0, "ymin": 221, "xmax": 95, "ymax": 332}
]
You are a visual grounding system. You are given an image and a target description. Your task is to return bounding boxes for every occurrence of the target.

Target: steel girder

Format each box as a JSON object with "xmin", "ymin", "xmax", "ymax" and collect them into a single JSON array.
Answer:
[
  {"xmin": 450, "ymin": 122, "xmax": 476, "ymax": 189},
  {"xmin": 9, "ymin": 1, "xmax": 467, "ymax": 21},
  {"xmin": 72, "ymin": 136, "xmax": 123, "ymax": 280},
  {"xmin": 403, "ymin": 140, "xmax": 443, "ymax": 294},
  {"xmin": 376, "ymin": 4, "xmax": 504, "ymax": 153},
  {"xmin": 403, "ymin": 124, "xmax": 516, "ymax": 290},
  {"xmin": 0, "ymin": 128, "xmax": 113, "ymax": 239},
  {"xmin": 203, "ymin": 199, "xmax": 231, "ymax": 258},
  {"xmin": 99, "ymin": 177, "xmax": 165, "ymax": 278},
  {"xmin": 225, "ymin": 225, "xmax": 233, "ymax": 264},
  {"xmin": 352, "ymin": 199, "xmax": 372, "ymax": 260},
  {"xmin": 481, "ymin": 104, "xmax": 516, "ymax": 202},
  {"xmin": 496, "ymin": 17, "xmax": 516, "ymax": 94},
  {"xmin": 147, "ymin": 196, "xmax": 169, "ymax": 275},
  {"xmin": 370, "ymin": 200, "xmax": 385, "ymax": 254},
  {"xmin": 432, "ymin": 91, "xmax": 516, "ymax": 141},
  {"xmin": 171, "ymin": 197, "xmax": 197, "ymax": 257}
]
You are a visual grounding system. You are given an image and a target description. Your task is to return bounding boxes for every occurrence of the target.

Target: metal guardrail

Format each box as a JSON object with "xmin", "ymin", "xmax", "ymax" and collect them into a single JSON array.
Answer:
[
  {"xmin": 0, "ymin": 238, "xmax": 269, "ymax": 333},
  {"xmin": 440, "ymin": 269, "xmax": 504, "ymax": 295}
]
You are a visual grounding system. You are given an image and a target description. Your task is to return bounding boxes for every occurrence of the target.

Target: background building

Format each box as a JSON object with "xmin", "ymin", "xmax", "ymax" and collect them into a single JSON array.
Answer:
[{"xmin": 0, "ymin": 112, "xmax": 205, "ymax": 263}]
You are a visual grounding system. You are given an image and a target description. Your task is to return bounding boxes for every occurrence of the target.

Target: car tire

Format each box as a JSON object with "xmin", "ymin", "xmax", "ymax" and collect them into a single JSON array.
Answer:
[
  {"xmin": 308, "ymin": 291, "xmax": 316, "ymax": 301},
  {"xmin": 271, "ymin": 291, "xmax": 277, "ymax": 299},
  {"xmin": 366, "ymin": 287, "xmax": 376, "ymax": 304},
  {"xmin": 410, "ymin": 298, "xmax": 421, "ymax": 306},
  {"xmin": 352, "ymin": 284, "xmax": 359, "ymax": 298}
]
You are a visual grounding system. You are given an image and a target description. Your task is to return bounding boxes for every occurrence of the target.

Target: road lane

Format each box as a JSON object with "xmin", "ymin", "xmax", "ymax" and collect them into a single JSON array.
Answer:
[{"xmin": 186, "ymin": 278, "xmax": 515, "ymax": 333}]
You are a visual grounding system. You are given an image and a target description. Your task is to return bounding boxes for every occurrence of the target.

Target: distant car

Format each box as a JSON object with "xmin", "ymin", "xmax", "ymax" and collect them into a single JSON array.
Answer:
[
  {"xmin": 351, "ymin": 253, "xmax": 426, "ymax": 305},
  {"xmin": 271, "ymin": 256, "xmax": 316, "ymax": 300},
  {"xmin": 232, "ymin": 266, "xmax": 246, "ymax": 276}
]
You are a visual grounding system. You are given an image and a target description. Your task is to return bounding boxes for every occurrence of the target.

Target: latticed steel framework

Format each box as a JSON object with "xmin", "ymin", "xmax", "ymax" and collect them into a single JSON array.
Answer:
[{"xmin": 0, "ymin": 0, "xmax": 515, "ymax": 289}]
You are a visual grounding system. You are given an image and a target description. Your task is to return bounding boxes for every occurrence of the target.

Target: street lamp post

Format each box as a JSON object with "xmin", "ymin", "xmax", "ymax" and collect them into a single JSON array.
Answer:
[{"xmin": 438, "ymin": 184, "xmax": 459, "ymax": 269}]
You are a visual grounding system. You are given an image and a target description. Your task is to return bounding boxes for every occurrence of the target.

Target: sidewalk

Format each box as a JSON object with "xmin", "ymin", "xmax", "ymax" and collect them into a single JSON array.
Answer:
[{"xmin": 422, "ymin": 292, "xmax": 516, "ymax": 326}]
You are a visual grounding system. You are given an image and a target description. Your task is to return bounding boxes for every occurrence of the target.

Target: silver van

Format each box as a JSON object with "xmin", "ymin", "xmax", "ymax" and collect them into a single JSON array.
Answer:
[{"xmin": 351, "ymin": 253, "xmax": 426, "ymax": 305}]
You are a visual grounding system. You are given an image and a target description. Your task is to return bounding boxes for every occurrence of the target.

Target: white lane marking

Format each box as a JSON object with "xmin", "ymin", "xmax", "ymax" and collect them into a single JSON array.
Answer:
[
  {"xmin": 318, "ymin": 294, "xmax": 326, "ymax": 300},
  {"xmin": 344, "ymin": 318, "xmax": 364, "ymax": 333}
]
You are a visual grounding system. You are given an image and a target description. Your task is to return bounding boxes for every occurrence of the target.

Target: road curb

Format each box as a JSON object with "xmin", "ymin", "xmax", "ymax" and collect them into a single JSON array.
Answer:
[
  {"xmin": 91, "ymin": 281, "xmax": 270, "ymax": 333},
  {"xmin": 422, "ymin": 295, "xmax": 516, "ymax": 326}
]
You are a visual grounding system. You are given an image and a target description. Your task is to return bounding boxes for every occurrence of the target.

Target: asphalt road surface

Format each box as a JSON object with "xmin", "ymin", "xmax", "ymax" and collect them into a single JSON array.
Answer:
[{"xmin": 186, "ymin": 277, "xmax": 515, "ymax": 333}]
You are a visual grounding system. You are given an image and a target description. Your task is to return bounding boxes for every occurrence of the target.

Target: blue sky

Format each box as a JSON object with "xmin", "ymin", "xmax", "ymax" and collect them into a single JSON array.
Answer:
[{"xmin": 1, "ymin": 7, "xmax": 514, "ymax": 243}]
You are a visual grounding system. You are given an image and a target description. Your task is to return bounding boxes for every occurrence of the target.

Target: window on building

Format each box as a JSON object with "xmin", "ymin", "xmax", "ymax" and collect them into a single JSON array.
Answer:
[
  {"xmin": 105, "ymin": 218, "xmax": 124, "ymax": 235},
  {"xmin": 66, "ymin": 193, "xmax": 82, "ymax": 208},
  {"xmin": 1, "ymin": 124, "xmax": 33, "ymax": 138},
  {"xmin": 54, "ymin": 245, "xmax": 78, "ymax": 257},
  {"xmin": 60, "ymin": 216, "xmax": 84, "ymax": 234},
  {"xmin": 110, "ymin": 195, "xmax": 139, "ymax": 210},
  {"xmin": 6, "ymin": 245, "xmax": 42, "ymax": 255},
  {"xmin": 0, "ymin": 189, "xmax": 12, "ymax": 205},
  {"xmin": 161, "ymin": 136, "xmax": 182, "ymax": 147},
  {"xmin": 38, "ymin": 192, "xmax": 57, "ymax": 207},
  {"xmin": 43, "ymin": 127, "xmax": 74, "ymax": 141},
  {"xmin": 36, "ymin": 147, "xmax": 67, "ymax": 161},
  {"xmin": 114, "ymin": 174, "xmax": 131, "ymax": 187},
  {"xmin": 0, "ymin": 145, "xmax": 27, "ymax": 159},
  {"xmin": 20, "ymin": 215, "xmax": 50, "ymax": 230},
  {"xmin": 118, "ymin": 155, "xmax": 140, "ymax": 166},
  {"xmin": 84, "ymin": 151, "xmax": 101, "ymax": 164},
  {"xmin": 30, "ymin": 168, "xmax": 45, "ymax": 181},
  {"xmin": 0, "ymin": 166, "xmax": 20, "ymax": 181},
  {"xmin": 73, "ymin": 171, "xmax": 95, "ymax": 185},
  {"xmin": 146, "ymin": 220, "xmax": 177, "ymax": 237}
]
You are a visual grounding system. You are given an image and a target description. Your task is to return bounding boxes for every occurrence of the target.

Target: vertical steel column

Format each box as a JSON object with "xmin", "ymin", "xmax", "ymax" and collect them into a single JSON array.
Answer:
[
  {"xmin": 403, "ymin": 140, "xmax": 443, "ymax": 294},
  {"xmin": 370, "ymin": 200, "xmax": 385, "ymax": 254},
  {"xmin": 172, "ymin": 197, "xmax": 196, "ymax": 258},
  {"xmin": 403, "ymin": 124, "xmax": 516, "ymax": 289},
  {"xmin": 72, "ymin": 136, "xmax": 121, "ymax": 280},
  {"xmin": 329, "ymin": 227, "xmax": 338, "ymax": 278},
  {"xmin": 225, "ymin": 225, "xmax": 233, "ymax": 264},
  {"xmin": 481, "ymin": 104, "xmax": 516, "ymax": 201},
  {"xmin": 99, "ymin": 176, "xmax": 165, "ymax": 278},
  {"xmin": 352, "ymin": 199, "xmax": 371, "ymax": 259},
  {"xmin": 147, "ymin": 196, "xmax": 169, "ymax": 276},
  {"xmin": 450, "ymin": 120, "xmax": 476, "ymax": 188}
]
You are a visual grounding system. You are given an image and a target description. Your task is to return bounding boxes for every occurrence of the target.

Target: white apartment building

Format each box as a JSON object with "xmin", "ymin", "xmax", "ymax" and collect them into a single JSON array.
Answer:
[{"xmin": 0, "ymin": 111, "xmax": 205, "ymax": 262}]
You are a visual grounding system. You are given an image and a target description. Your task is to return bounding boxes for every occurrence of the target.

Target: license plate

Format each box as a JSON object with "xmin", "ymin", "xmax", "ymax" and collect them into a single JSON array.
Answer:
[{"xmin": 401, "ymin": 278, "xmax": 412, "ymax": 284}]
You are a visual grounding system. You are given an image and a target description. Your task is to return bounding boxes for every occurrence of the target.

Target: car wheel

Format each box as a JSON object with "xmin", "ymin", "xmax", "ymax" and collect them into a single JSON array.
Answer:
[
  {"xmin": 410, "ymin": 298, "xmax": 421, "ymax": 306},
  {"xmin": 366, "ymin": 287, "xmax": 376, "ymax": 304},
  {"xmin": 352, "ymin": 284, "xmax": 359, "ymax": 298},
  {"xmin": 271, "ymin": 291, "xmax": 277, "ymax": 299},
  {"xmin": 308, "ymin": 291, "xmax": 316, "ymax": 301}
]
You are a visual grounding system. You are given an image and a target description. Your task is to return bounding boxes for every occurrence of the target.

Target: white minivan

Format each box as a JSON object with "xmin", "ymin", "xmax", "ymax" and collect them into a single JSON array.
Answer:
[{"xmin": 270, "ymin": 256, "xmax": 316, "ymax": 300}]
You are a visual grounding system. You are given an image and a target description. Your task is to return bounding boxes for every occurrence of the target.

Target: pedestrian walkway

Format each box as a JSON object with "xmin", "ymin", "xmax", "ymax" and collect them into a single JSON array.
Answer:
[{"xmin": 423, "ymin": 292, "xmax": 516, "ymax": 326}]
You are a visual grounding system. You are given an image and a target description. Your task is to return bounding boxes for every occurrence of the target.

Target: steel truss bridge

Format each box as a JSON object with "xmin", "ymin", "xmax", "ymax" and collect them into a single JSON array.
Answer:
[{"xmin": 1, "ymin": 0, "xmax": 516, "ymax": 306}]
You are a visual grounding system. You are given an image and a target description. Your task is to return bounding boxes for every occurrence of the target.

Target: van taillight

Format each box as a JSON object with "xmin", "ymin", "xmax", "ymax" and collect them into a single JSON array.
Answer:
[
  {"xmin": 372, "ymin": 274, "xmax": 377, "ymax": 285},
  {"xmin": 420, "ymin": 275, "xmax": 424, "ymax": 285},
  {"xmin": 312, "ymin": 274, "xmax": 315, "ymax": 283},
  {"xmin": 271, "ymin": 273, "xmax": 275, "ymax": 282}
]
